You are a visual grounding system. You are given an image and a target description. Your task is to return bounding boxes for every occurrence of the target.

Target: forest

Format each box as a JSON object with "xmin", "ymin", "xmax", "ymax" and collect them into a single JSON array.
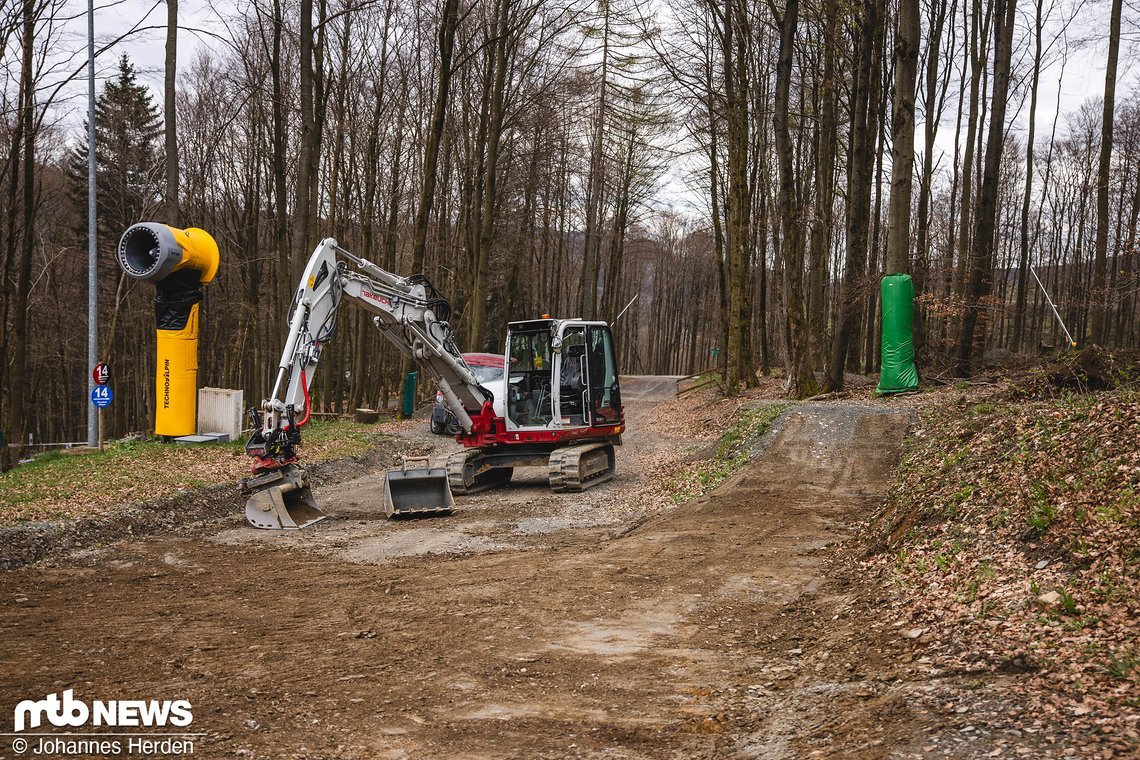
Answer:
[{"xmin": 0, "ymin": 0, "xmax": 1137, "ymax": 457}]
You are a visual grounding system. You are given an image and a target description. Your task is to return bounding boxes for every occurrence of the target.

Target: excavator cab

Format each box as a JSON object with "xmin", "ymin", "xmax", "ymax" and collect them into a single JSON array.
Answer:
[
  {"xmin": 506, "ymin": 327, "xmax": 555, "ymax": 427},
  {"xmin": 505, "ymin": 319, "xmax": 622, "ymax": 433}
]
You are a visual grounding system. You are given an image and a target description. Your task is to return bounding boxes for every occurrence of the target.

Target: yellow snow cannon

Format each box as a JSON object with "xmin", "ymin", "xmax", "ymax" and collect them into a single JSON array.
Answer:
[{"xmin": 117, "ymin": 223, "xmax": 220, "ymax": 437}]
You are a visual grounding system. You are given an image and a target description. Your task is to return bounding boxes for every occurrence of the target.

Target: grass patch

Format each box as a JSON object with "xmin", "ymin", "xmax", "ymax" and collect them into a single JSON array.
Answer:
[
  {"xmin": 1103, "ymin": 650, "xmax": 1138, "ymax": 680},
  {"xmin": 1027, "ymin": 482, "xmax": 1057, "ymax": 534},
  {"xmin": 0, "ymin": 419, "xmax": 391, "ymax": 524},
  {"xmin": 666, "ymin": 403, "xmax": 789, "ymax": 503}
]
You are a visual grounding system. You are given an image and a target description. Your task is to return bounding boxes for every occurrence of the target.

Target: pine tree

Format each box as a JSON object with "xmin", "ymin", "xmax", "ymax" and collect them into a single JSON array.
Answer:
[{"xmin": 69, "ymin": 54, "xmax": 165, "ymax": 245}]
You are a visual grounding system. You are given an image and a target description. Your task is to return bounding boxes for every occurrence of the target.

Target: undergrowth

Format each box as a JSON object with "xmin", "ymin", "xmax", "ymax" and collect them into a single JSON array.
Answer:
[
  {"xmin": 865, "ymin": 387, "xmax": 1139, "ymax": 747},
  {"xmin": 665, "ymin": 403, "xmax": 790, "ymax": 503}
]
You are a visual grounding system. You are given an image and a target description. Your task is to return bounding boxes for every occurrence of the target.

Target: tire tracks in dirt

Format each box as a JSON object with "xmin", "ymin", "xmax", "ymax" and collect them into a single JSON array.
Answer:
[{"xmin": 0, "ymin": 401, "xmax": 948, "ymax": 758}]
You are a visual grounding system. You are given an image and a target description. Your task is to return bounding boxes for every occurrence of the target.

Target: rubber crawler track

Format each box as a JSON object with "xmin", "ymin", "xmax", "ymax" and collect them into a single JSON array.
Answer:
[{"xmin": 548, "ymin": 442, "xmax": 615, "ymax": 493}]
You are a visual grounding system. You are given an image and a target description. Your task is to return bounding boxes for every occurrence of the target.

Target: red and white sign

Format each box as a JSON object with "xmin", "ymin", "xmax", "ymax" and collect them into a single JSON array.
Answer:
[{"xmin": 92, "ymin": 362, "xmax": 110, "ymax": 386}]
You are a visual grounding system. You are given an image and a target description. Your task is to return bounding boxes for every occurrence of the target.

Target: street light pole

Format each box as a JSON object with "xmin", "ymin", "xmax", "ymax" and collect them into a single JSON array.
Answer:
[{"xmin": 86, "ymin": 0, "xmax": 97, "ymax": 448}]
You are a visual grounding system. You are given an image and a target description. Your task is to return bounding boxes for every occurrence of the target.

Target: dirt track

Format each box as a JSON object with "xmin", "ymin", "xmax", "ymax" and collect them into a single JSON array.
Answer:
[{"xmin": 0, "ymin": 387, "xmax": 942, "ymax": 759}]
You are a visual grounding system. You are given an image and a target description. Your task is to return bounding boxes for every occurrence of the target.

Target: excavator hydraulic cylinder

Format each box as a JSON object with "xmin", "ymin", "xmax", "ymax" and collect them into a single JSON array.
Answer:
[{"xmin": 118, "ymin": 223, "xmax": 220, "ymax": 437}]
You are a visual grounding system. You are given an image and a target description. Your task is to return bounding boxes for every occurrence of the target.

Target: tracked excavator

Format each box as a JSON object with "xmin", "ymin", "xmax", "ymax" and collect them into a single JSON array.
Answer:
[{"xmin": 240, "ymin": 238, "xmax": 625, "ymax": 529}]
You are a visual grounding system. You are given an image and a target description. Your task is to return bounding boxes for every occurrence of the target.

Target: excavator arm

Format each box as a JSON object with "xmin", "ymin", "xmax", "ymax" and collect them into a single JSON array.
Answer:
[{"xmin": 241, "ymin": 238, "xmax": 492, "ymax": 528}]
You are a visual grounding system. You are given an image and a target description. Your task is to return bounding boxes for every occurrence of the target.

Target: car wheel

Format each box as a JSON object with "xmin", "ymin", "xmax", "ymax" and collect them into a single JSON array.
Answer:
[{"xmin": 430, "ymin": 418, "xmax": 444, "ymax": 435}]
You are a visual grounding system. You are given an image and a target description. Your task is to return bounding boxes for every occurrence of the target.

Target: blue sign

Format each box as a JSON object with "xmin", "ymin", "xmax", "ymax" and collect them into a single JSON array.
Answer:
[{"xmin": 91, "ymin": 385, "xmax": 113, "ymax": 408}]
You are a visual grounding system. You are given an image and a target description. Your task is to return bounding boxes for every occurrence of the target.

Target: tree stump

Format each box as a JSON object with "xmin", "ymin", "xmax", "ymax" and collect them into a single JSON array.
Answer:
[{"xmin": 353, "ymin": 408, "xmax": 380, "ymax": 424}]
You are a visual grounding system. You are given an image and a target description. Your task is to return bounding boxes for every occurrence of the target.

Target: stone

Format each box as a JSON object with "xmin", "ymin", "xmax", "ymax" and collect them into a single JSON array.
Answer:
[{"xmin": 173, "ymin": 433, "xmax": 229, "ymax": 445}]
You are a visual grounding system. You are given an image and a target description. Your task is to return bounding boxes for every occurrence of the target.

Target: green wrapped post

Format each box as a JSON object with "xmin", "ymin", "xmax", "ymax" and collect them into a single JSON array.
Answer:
[
  {"xmin": 876, "ymin": 274, "xmax": 919, "ymax": 394},
  {"xmin": 402, "ymin": 371, "xmax": 418, "ymax": 417}
]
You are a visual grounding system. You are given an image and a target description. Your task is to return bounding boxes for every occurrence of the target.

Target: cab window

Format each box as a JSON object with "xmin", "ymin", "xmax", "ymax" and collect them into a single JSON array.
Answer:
[
  {"xmin": 587, "ymin": 326, "xmax": 619, "ymax": 425},
  {"xmin": 507, "ymin": 330, "xmax": 553, "ymax": 426}
]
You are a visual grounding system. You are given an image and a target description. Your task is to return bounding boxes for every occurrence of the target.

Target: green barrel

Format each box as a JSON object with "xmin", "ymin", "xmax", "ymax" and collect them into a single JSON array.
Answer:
[
  {"xmin": 402, "ymin": 371, "xmax": 419, "ymax": 417},
  {"xmin": 876, "ymin": 274, "xmax": 919, "ymax": 394}
]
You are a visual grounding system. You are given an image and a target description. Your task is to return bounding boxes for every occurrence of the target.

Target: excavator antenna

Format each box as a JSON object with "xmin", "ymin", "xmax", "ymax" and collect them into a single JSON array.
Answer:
[{"xmin": 242, "ymin": 465, "xmax": 327, "ymax": 530}]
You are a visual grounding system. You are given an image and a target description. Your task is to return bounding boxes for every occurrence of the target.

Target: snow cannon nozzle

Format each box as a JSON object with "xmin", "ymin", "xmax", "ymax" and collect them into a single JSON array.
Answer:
[{"xmin": 118, "ymin": 223, "xmax": 219, "ymax": 284}]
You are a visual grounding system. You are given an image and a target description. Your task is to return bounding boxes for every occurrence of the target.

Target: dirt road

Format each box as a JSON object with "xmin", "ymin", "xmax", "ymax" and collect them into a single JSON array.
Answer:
[{"xmin": 0, "ymin": 391, "xmax": 933, "ymax": 758}]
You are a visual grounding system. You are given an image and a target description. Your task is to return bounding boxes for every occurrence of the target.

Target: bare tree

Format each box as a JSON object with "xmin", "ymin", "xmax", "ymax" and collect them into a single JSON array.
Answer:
[{"xmin": 1089, "ymin": 0, "xmax": 1122, "ymax": 345}]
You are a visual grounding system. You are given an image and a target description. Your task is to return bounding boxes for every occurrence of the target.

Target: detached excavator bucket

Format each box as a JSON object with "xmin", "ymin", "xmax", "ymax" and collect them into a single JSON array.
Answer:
[
  {"xmin": 384, "ymin": 456, "xmax": 455, "ymax": 517},
  {"xmin": 242, "ymin": 465, "xmax": 328, "ymax": 530}
]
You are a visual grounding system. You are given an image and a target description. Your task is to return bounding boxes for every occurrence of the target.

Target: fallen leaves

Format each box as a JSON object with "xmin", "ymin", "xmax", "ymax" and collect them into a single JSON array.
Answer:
[{"xmin": 861, "ymin": 387, "xmax": 1140, "ymax": 756}]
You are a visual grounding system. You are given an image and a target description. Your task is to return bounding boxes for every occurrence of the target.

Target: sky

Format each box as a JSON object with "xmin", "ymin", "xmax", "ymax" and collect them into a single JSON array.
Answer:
[{"xmin": 54, "ymin": 0, "xmax": 1135, "ymax": 216}]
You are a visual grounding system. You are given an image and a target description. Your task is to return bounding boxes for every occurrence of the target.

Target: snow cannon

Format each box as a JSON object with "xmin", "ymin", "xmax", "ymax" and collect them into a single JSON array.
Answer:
[{"xmin": 117, "ymin": 223, "xmax": 220, "ymax": 437}]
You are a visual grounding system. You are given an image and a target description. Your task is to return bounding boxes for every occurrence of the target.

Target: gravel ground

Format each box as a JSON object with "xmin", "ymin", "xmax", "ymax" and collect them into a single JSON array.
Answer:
[{"xmin": 211, "ymin": 377, "xmax": 718, "ymax": 559}]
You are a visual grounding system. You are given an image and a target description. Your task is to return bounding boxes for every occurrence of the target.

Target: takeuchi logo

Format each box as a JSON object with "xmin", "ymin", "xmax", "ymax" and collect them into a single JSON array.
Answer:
[{"xmin": 13, "ymin": 690, "xmax": 193, "ymax": 732}]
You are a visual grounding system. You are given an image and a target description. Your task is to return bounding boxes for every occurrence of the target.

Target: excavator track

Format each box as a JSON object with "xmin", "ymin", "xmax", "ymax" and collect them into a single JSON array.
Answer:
[
  {"xmin": 548, "ymin": 442, "xmax": 616, "ymax": 493},
  {"xmin": 447, "ymin": 449, "xmax": 514, "ymax": 495}
]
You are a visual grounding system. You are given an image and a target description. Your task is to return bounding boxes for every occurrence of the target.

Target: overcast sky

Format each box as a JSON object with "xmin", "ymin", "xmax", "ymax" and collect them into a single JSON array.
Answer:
[{"xmin": 59, "ymin": 0, "xmax": 1137, "ymax": 216}]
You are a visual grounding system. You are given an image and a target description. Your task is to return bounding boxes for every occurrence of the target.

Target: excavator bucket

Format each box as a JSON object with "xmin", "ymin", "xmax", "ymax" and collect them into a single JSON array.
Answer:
[
  {"xmin": 384, "ymin": 456, "xmax": 455, "ymax": 517},
  {"xmin": 242, "ymin": 465, "xmax": 328, "ymax": 530}
]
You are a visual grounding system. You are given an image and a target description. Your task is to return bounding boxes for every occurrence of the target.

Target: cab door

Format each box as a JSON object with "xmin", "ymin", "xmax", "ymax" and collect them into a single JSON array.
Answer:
[{"xmin": 585, "ymin": 325, "xmax": 620, "ymax": 426}]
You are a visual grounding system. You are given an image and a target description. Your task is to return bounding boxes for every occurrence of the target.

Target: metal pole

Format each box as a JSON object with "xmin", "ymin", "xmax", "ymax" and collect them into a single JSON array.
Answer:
[
  {"xmin": 1030, "ymin": 265, "xmax": 1077, "ymax": 348},
  {"xmin": 614, "ymin": 294, "xmax": 639, "ymax": 325},
  {"xmin": 86, "ymin": 0, "xmax": 97, "ymax": 447}
]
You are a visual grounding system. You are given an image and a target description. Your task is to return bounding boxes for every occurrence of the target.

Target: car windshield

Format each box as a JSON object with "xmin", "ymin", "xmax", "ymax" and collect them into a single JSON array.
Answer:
[{"xmin": 470, "ymin": 364, "xmax": 503, "ymax": 388}]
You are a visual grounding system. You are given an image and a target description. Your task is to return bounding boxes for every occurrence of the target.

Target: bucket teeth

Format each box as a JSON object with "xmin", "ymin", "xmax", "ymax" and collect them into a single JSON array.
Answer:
[{"xmin": 242, "ymin": 465, "xmax": 327, "ymax": 530}]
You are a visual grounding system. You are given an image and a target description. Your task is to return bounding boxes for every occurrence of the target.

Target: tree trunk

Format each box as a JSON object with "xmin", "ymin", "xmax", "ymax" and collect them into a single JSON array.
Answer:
[
  {"xmin": 1088, "ymin": 0, "xmax": 1122, "ymax": 345},
  {"xmin": 722, "ymin": 0, "xmax": 756, "ymax": 391},
  {"xmin": 271, "ymin": 0, "xmax": 290, "ymax": 315},
  {"xmin": 164, "ymin": 0, "xmax": 178, "ymax": 224},
  {"xmin": 6, "ymin": 0, "xmax": 36, "ymax": 466},
  {"xmin": 411, "ymin": 0, "xmax": 460, "ymax": 273},
  {"xmin": 808, "ymin": 0, "xmax": 837, "ymax": 369},
  {"xmin": 1011, "ymin": 0, "xmax": 1043, "ymax": 351},
  {"xmin": 884, "ymin": 0, "xmax": 919, "ymax": 276},
  {"xmin": 470, "ymin": 0, "xmax": 511, "ymax": 350},
  {"xmin": 293, "ymin": 0, "xmax": 315, "ymax": 272},
  {"xmin": 825, "ymin": 0, "xmax": 877, "ymax": 392},
  {"xmin": 773, "ymin": 0, "xmax": 816, "ymax": 398},
  {"xmin": 955, "ymin": 0, "xmax": 1016, "ymax": 375}
]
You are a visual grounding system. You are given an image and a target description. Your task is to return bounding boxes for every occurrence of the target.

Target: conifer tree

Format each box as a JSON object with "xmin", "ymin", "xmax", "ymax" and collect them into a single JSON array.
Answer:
[{"xmin": 70, "ymin": 54, "xmax": 165, "ymax": 245}]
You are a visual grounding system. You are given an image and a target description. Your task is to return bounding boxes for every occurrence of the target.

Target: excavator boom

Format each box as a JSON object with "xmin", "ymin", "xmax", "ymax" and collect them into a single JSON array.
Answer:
[{"xmin": 242, "ymin": 238, "xmax": 625, "ymax": 530}]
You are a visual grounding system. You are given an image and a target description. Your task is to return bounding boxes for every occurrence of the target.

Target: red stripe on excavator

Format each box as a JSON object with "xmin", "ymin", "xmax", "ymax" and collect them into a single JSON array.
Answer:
[{"xmin": 458, "ymin": 403, "xmax": 624, "ymax": 447}]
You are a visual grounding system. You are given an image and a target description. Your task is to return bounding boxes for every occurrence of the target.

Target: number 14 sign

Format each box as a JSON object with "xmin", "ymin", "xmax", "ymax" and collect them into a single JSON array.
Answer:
[{"xmin": 91, "ymin": 385, "xmax": 113, "ymax": 408}]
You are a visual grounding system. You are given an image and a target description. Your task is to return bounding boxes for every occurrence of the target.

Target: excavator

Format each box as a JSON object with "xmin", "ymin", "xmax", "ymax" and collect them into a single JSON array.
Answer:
[{"xmin": 240, "ymin": 238, "xmax": 625, "ymax": 529}]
